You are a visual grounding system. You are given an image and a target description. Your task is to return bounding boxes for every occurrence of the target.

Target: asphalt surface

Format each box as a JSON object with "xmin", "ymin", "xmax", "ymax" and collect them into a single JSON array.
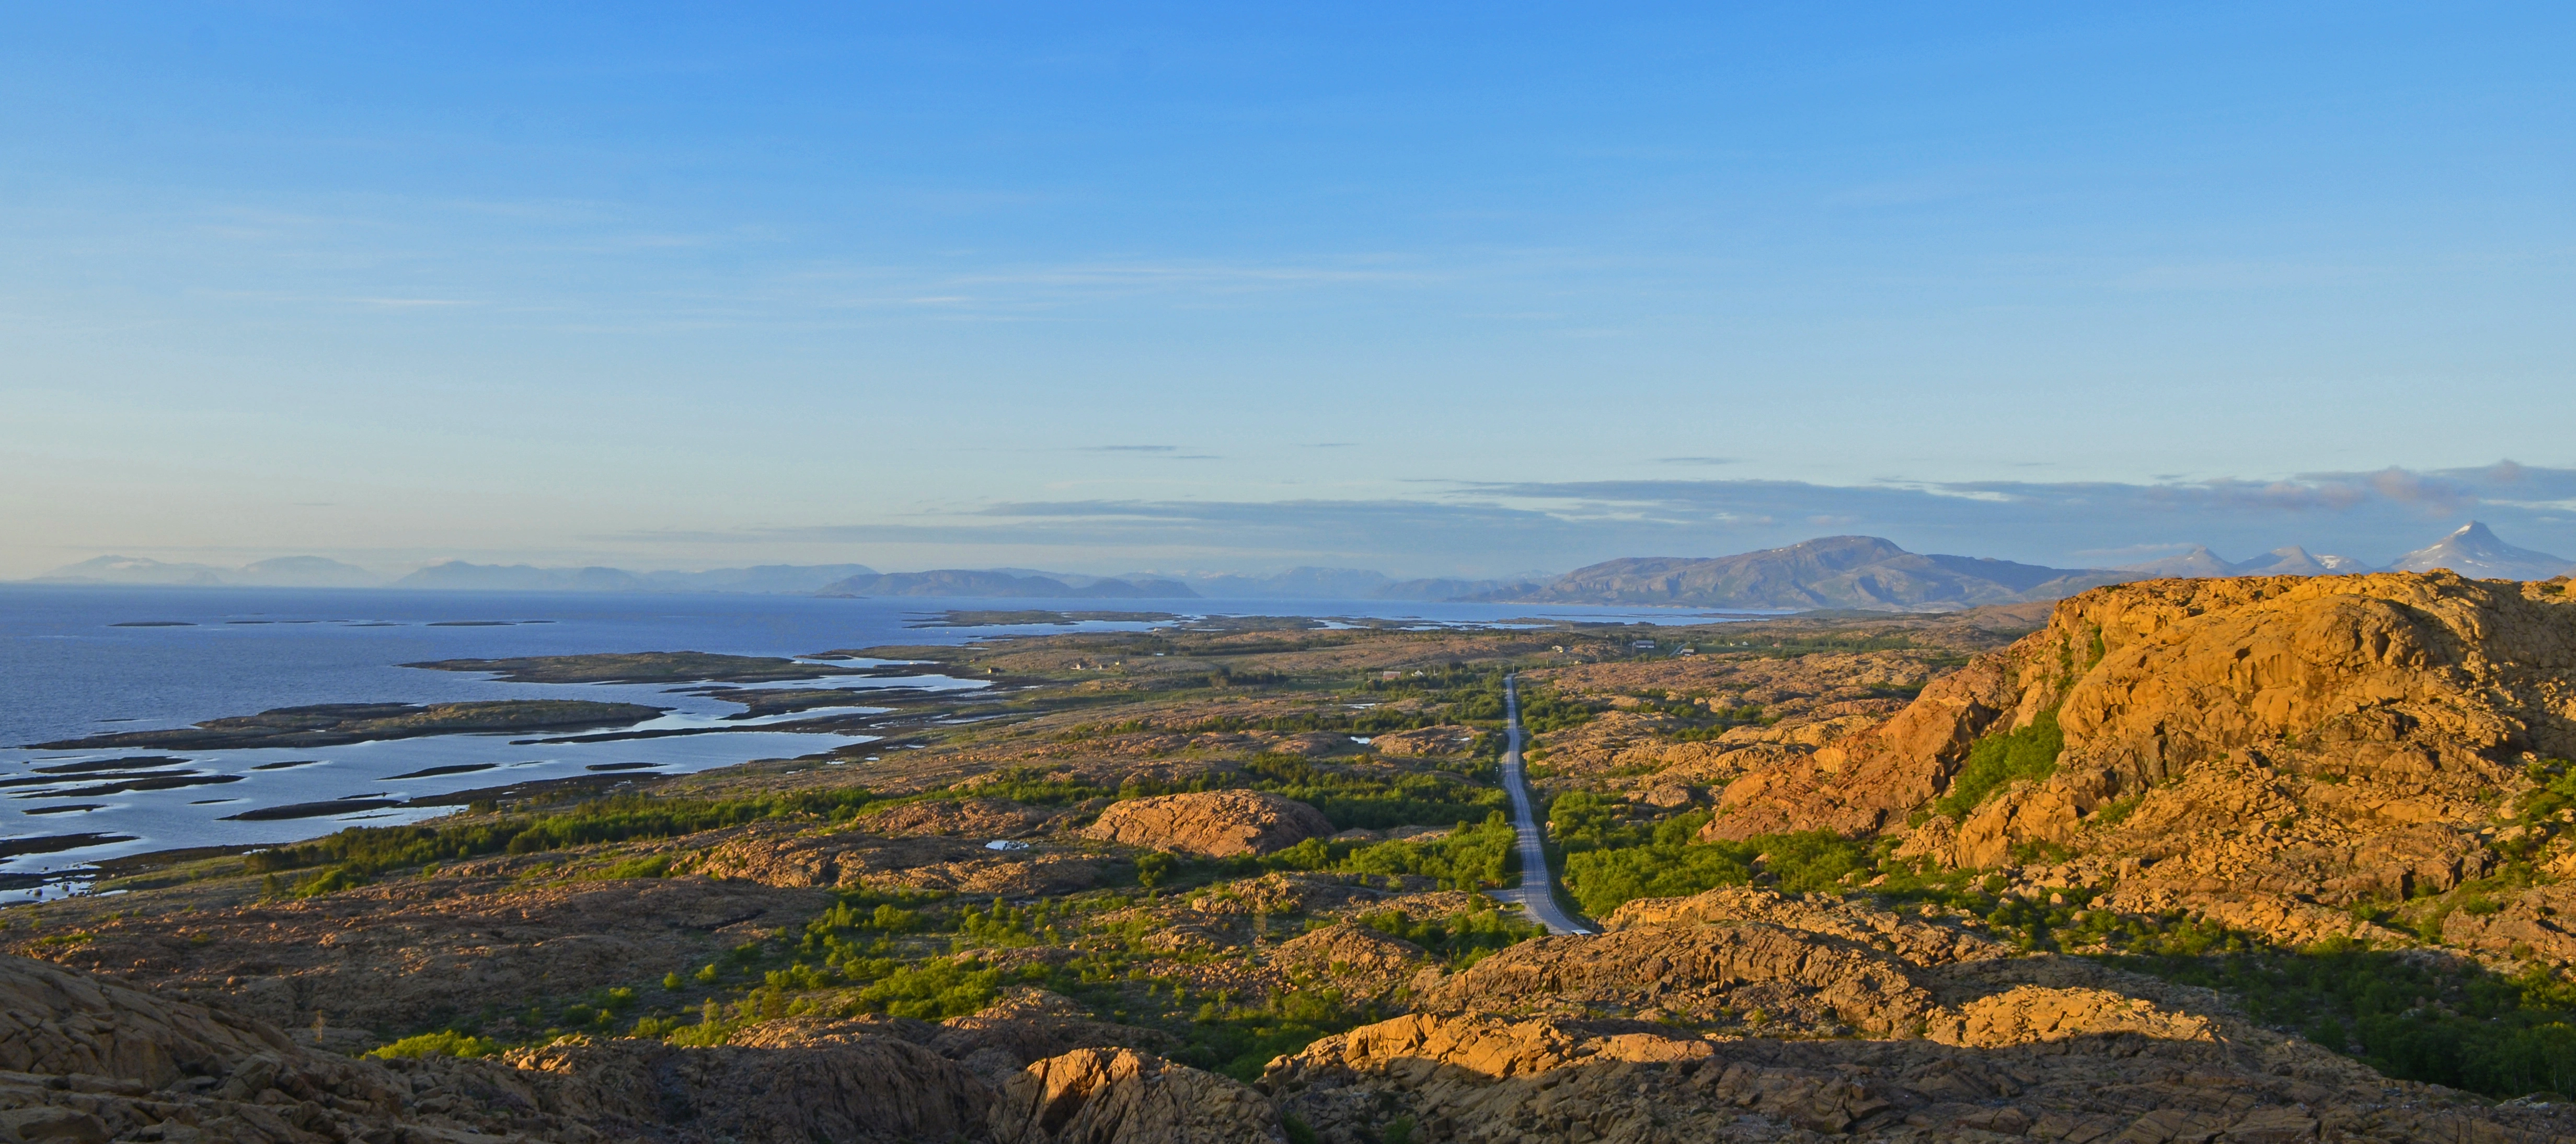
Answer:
[{"xmin": 1489, "ymin": 674, "xmax": 1591, "ymax": 935}]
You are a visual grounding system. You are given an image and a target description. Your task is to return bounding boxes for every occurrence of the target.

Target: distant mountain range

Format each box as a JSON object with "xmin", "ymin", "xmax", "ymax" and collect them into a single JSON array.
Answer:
[
  {"xmin": 25, "ymin": 557, "xmax": 880, "ymax": 594},
  {"xmin": 393, "ymin": 562, "xmax": 881, "ymax": 594},
  {"xmin": 1482, "ymin": 523, "xmax": 2572, "ymax": 612},
  {"xmin": 29, "ymin": 555, "xmax": 385, "ymax": 588},
  {"xmin": 1485, "ymin": 536, "xmax": 2130, "ymax": 611},
  {"xmin": 1141, "ymin": 567, "xmax": 1544, "ymax": 602},
  {"xmin": 2113, "ymin": 545, "xmax": 2375, "ymax": 578},
  {"xmin": 806, "ymin": 566, "xmax": 1541, "ymax": 600},
  {"xmin": 21, "ymin": 522, "xmax": 2568, "ymax": 605}
]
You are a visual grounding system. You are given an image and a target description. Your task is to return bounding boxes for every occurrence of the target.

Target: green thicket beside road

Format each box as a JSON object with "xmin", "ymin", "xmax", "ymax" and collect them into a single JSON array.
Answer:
[
  {"xmin": 1260, "ymin": 813, "xmax": 1519, "ymax": 890},
  {"xmin": 1240, "ymin": 756, "xmax": 1506, "ymax": 830},
  {"xmin": 1550, "ymin": 791, "xmax": 1875, "ymax": 916}
]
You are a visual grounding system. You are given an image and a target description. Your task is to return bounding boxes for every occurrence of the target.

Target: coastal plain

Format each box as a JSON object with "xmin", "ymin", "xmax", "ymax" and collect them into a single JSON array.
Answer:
[{"xmin": 9, "ymin": 581, "xmax": 2576, "ymax": 1141}]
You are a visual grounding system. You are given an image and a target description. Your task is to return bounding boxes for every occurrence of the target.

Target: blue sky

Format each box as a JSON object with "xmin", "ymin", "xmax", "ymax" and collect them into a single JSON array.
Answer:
[{"xmin": 3, "ymin": 3, "xmax": 2571, "ymax": 578}]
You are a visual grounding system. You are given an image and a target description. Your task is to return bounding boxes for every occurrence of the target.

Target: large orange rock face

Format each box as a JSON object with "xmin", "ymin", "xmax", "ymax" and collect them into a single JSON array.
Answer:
[
  {"xmin": 1709, "ymin": 573, "xmax": 2576, "ymax": 844},
  {"xmin": 2049, "ymin": 575, "xmax": 2568, "ymax": 789},
  {"xmin": 1082, "ymin": 790, "xmax": 1333, "ymax": 857}
]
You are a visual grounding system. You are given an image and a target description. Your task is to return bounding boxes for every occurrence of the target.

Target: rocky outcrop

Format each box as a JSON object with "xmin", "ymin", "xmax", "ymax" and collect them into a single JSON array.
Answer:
[
  {"xmin": 1269, "ymin": 922, "xmax": 1434, "ymax": 1001},
  {"xmin": 508, "ymin": 1034, "xmax": 993, "ymax": 1142},
  {"xmin": 1436, "ymin": 896, "xmax": 2358, "ymax": 1051},
  {"xmin": 1429, "ymin": 923, "xmax": 1942, "ymax": 1036},
  {"xmin": 1705, "ymin": 575, "xmax": 2576, "ymax": 909},
  {"xmin": 1931, "ymin": 982, "xmax": 2218, "ymax": 1048},
  {"xmin": 1602, "ymin": 885, "xmax": 2009, "ymax": 966},
  {"xmin": 1082, "ymin": 790, "xmax": 1333, "ymax": 857},
  {"xmin": 1705, "ymin": 651, "xmax": 2022, "ymax": 839},
  {"xmin": 0, "ymin": 952, "xmax": 1011, "ymax": 1143},
  {"xmin": 696, "ymin": 827, "xmax": 1101, "ymax": 895},
  {"xmin": 1266, "ymin": 896, "xmax": 2576, "ymax": 1143},
  {"xmin": 2442, "ymin": 883, "xmax": 2576, "ymax": 962},
  {"xmin": 858, "ymin": 797, "xmax": 1056, "ymax": 839},
  {"xmin": 1262, "ymin": 1008, "xmax": 2566, "ymax": 1144},
  {"xmin": 0, "ymin": 952, "xmax": 550, "ymax": 1142},
  {"xmin": 27, "ymin": 872, "xmax": 824, "ymax": 1039},
  {"xmin": 929, "ymin": 989, "xmax": 1176, "ymax": 1089},
  {"xmin": 1370, "ymin": 725, "xmax": 1482, "ymax": 757},
  {"xmin": 988, "ymin": 1048, "xmax": 1286, "ymax": 1144}
]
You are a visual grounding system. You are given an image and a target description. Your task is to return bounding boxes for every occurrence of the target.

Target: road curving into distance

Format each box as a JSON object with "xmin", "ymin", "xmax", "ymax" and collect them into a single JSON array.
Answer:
[{"xmin": 1489, "ymin": 674, "xmax": 1591, "ymax": 935}]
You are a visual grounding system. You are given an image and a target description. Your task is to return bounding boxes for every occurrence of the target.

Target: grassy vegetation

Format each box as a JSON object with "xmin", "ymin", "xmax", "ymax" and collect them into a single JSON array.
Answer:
[
  {"xmin": 953, "ymin": 754, "xmax": 1505, "ymax": 833},
  {"xmin": 370, "ymin": 815, "xmax": 1548, "ymax": 1082},
  {"xmin": 622, "ymin": 880, "xmax": 1402, "ymax": 1080},
  {"xmin": 1356, "ymin": 668, "xmax": 1598, "ymax": 734},
  {"xmin": 1891, "ymin": 879, "xmax": 2576, "ymax": 1102},
  {"xmin": 1354, "ymin": 904, "xmax": 1545, "ymax": 968},
  {"xmin": 1606, "ymin": 693, "xmax": 1773, "ymax": 742},
  {"xmin": 2118, "ymin": 940, "xmax": 2576, "ymax": 1098},
  {"xmin": 243, "ymin": 789, "xmax": 881, "ymax": 884},
  {"xmin": 1260, "ymin": 814, "xmax": 1520, "ymax": 890},
  {"xmin": 1238, "ymin": 756, "xmax": 1505, "ymax": 831},
  {"xmin": 1678, "ymin": 633, "xmax": 1921, "ymax": 658},
  {"xmin": 1932, "ymin": 710, "xmax": 2064, "ymax": 819},
  {"xmin": 366, "ymin": 1030, "xmax": 502, "ymax": 1060},
  {"xmin": 1550, "ymin": 792, "xmax": 1879, "ymax": 917}
]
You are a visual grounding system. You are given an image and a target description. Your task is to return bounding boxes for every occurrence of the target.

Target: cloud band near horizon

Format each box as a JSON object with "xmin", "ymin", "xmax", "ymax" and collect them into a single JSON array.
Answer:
[{"xmin": 604, "ymin": 461, "xmax": 2576, "ymax": 577}]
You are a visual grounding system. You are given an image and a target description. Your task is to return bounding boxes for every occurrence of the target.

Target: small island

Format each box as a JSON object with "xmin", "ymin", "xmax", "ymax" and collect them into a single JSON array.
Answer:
[
  {"xmin": 904, "ymin": 609, "xmax": 1182, "ymax": 628},
  {"xmin": 402, "ymin": 651, "xmax": 868, "ymax": 684},
  {"xmin": 29, "ymin": 700, "xmax": 666, "ymax": 751}
]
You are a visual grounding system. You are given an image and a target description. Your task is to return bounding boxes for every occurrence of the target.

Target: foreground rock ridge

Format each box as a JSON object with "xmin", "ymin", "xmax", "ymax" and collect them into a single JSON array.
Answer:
[{"xmin": 9, "ymin": 573, "xmax": 2576, "ymax": 1142}]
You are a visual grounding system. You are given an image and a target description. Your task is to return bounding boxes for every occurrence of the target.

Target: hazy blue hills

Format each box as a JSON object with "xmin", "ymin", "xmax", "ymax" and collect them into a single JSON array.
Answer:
[
  {"xmin": 2103, "ymin": 524, "xmax": 2568, "ymax": 582},
  {"xmin": 30, "ymin": 555, "xmax": 380, "ymax": 588},
  {"xmin": 1144, "ymin": 566, "xmax": 1545, "ymax": 601},
  {"xmin": 1487, "ymin": 536, "xmax": 2131, "ymax": 612},
  {"xmin": 22, "ymin": 522, "xmax": 2565, "ymax": 604},
  {"xmin": 1488, "ymin": 524, "xmax": 2569, "ymax": 612},
  {"xmin": 391, "ymin": 562, "xmax": 882, "ymax": 594},
  {"xmin": 22, "ymin": 557, "xmax": 881, "ymax": 594}
]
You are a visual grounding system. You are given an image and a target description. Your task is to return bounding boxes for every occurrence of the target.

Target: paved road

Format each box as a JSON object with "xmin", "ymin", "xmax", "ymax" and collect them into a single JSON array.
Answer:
[{"xmin": 1489, "ymin": 675, "xmax": 1591, "ymax": 935}]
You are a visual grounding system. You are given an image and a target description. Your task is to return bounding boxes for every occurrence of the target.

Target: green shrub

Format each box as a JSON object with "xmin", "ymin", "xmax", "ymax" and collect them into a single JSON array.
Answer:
[
  {"xmin": 1136, "ymin": 852, "xmax": 1177, "ymax": 890},
  {"xmin": 595, "ymin": 854, "xmax": 672, "ymax": 879},
  {"xmin": 1329, "ymin": 814, "xmax": 1517, "ymax": 890},
  {"xmin": 1355, "ymin": 905, "xmax": 1544, "ymax": 967},
  {"xmin": 1178, "ymin": 986, "xmax": 1366, "ymax": 1081},
  {"xmin": 1934, "ymin": 711, "xmax": 2063, "ymax": 819},
  {"xmin": 855, "ymin": 958, "xmax": 1004, "ymax": 1020},
  {"xmin": 366, "ymin": 1031, "xmax": 498, "ymax": 1060}
]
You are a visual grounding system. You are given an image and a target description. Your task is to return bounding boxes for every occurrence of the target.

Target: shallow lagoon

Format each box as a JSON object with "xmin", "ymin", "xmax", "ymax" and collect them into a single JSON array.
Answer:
[{"xmin": 0, "ymin": 585, "xmax": 1740, "ymax": 895}]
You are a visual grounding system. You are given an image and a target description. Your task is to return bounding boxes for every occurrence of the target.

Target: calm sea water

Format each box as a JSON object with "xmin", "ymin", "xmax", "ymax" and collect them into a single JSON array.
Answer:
[{"xmin": 0, "ymin": 585, "xmax": 1718, "ymax": 897}]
